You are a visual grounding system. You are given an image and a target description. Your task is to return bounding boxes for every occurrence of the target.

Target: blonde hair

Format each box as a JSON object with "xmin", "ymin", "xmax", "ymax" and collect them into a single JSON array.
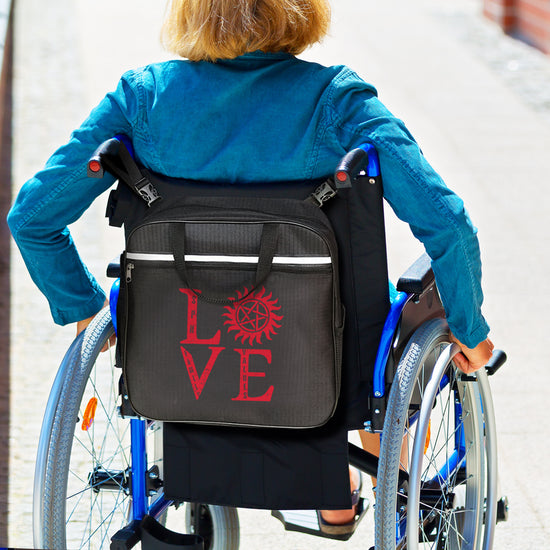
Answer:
[{"xmin": 161, "ymin": 0, "xmax": 331, "ymax": 61}]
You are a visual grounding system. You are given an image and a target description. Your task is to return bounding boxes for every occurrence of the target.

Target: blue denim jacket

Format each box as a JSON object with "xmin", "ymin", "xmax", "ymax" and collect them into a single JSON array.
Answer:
[{"xmin": 7, "ymin": 52, "xmax": 489, "ymax": 347}]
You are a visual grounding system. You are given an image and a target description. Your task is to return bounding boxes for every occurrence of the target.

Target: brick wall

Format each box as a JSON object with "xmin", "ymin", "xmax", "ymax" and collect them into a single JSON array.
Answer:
[
  {"xmin": 484, "ymin": 0, "xmax": 517, "ymax": 31},
  {"xmin": 516, "ymin": 0, "xmax": 550, "ymax": 53},
  {"xmin": 484, "ymin": 0, "xmax": 550, "ymax": 54}
]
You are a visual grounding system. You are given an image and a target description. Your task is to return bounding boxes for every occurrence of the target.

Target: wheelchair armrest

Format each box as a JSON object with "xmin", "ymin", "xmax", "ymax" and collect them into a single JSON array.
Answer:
[
  {"xmin": 107, "ymin": 257, "xmax": 121, "ymax": 279},
  {"xmin": 396, "ymin": 253, "xmax": 434, "ymax": 295}
]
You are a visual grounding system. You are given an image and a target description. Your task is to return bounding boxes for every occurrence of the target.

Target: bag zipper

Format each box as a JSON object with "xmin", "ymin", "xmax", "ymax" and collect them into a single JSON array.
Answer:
[{"xmin": 126, "ymin": 262, "xmax": 135, "ymax": 282}]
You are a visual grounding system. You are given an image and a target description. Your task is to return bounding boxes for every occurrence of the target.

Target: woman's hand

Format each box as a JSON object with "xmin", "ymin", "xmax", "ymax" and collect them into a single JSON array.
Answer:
[
  {"xmin": 76, "ymin": 300, "xmax": 116, "ymax": 352},
  {"xmin": 450, "ymin": 334, "xmax": 494, "ymax": 374}
]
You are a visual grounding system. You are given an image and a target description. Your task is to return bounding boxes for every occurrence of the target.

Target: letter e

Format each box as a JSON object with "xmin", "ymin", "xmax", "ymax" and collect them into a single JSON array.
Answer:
[{"xmin": 232, "ymin": 349, "xmax": 274, "ymax": 402}]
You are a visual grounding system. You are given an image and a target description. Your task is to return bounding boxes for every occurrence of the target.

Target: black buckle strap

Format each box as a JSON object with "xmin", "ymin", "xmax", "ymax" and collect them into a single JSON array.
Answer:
[
  {"xmin": 307, "ymin": 179, "xmax": 337, "ymax": 207},
  {"xmin": 113, "ymin": 143, "xmax": 161, "ymax": 207},
  {"xmin": 134, "ymin": 176, "xmax": 161, "ymax": 206}
]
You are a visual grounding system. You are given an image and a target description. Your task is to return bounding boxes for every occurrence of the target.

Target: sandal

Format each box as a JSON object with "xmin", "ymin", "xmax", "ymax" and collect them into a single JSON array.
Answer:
[{"xmin": 316, "ymin": 469, "xmax": 369, "ymax": 537}]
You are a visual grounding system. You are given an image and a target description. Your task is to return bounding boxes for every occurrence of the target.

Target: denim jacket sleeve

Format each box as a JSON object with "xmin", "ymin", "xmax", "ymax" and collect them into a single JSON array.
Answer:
[
  {"xmin": 327, "ymin": 70, "xmax": 490, "ymax": 348},
  {"xmin": 7, "ymin": 71, "xmax": 141, "ymax": 325}
]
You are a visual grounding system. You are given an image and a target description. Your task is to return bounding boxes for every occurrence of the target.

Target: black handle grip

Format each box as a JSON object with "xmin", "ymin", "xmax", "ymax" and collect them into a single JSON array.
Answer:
[
  {"xmin": 107, "ymin": 256, "xmax": 121, "ymax": 279},
  {"xmin": 485, "ymin": 349, "xmax": 507, "ymax": 376},
  {"xmin": 334, "ymin": 148, "xmax": 369, "ymax": 188},
  {"xmin": 87, "ymin": 138, "xmax": 122, "ymax": 178}
]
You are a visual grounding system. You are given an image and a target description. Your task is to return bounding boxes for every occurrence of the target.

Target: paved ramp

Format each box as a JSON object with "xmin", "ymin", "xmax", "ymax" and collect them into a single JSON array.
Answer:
[{"xmin": 9, "ymin": 0, "xmax": 550, "ymax": 547}]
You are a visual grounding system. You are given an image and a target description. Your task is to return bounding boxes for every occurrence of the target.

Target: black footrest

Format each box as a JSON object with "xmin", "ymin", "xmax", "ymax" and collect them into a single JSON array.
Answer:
[
  {"xmin": 141, "ymin": 515, "xmax": 203, "ymax": 550},
  {"xmin": 272, "ymin": 497, "xmax": 369, "ymax": 542},
  {"xmin": 110, "ymin": 516, "xmax": 204, "ymax": 550},
  {"xmin": 110, "ymin": 520, "xmax": 141, "ymax": 550}
]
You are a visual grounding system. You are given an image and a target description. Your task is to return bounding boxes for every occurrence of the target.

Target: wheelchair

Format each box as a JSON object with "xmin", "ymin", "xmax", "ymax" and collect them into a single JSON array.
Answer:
[{"xmin": 32, "ymin": 141, "xmax": 508, "ymax": 550}]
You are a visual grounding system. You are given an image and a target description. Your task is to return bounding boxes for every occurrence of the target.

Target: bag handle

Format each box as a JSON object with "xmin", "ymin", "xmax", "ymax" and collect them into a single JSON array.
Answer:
[{"xmin": 171, "ymin": 223, "xmax": 279, "ymax": 305}]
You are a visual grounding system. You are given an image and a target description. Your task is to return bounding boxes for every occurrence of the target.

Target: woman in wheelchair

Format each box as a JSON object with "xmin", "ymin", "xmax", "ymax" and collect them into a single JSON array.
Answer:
[{"xmin": 8, "ymin": 0, "xmax": 497, "ymax": 548}]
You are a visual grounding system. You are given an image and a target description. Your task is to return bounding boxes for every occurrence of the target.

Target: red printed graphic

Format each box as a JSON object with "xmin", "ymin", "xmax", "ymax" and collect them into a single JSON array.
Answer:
[
  {"xmin": 223, "ymin": 287, "xmax": 283, "ymax": 345},
  {"xmin": 232, "ymin": 349, "xmax": 274, "ymax": 402},
  {"xmin": 179, "ymin": 287, "xmax": 280, "ymax": 402},
  {"xmin": 180, "ymin": 345, "xmax": 225, "ymax": 400},
  {"xmin": 179, "ymin": 288, "xmax": 221, "ymax": 344}
]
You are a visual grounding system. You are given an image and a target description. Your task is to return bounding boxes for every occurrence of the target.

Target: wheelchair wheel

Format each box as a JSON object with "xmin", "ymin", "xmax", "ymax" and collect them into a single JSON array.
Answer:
[
  {"xmin": 375, "ymin": 318, "xmax": 492, "ymax": 550},
  {"xmin": 183, "ymin": 503, "xmax": 240, "ymax": 549},
  {"xmin": 33, "ymin": 307, "xmax": 239, "ymax": 550}
]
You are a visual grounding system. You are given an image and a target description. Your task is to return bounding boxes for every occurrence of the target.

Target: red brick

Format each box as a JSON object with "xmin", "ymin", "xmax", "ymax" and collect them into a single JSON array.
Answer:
[
  {"xmin": 484, "ymin": 0, "xmax": 517, "ymax": 30},
  {"xmin": 518, "ymin": 18, "xmax": 550, "ymax": 40},
  {"xmin": 517, "ymin": 0, "xmax": 550, "ymax": 22},
  {"xmin": 484, "ymin": 0, "xmax": 550, "ymax": 55}
]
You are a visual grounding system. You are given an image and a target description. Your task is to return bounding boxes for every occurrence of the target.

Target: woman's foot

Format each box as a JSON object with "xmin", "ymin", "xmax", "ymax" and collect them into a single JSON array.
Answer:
[{"xmin": 319, "ymin": 467, "xmax": 361, "ymax": 525}]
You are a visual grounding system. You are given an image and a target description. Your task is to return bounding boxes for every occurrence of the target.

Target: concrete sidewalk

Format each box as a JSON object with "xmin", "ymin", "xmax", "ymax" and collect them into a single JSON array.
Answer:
[{"xmin": 9, "ymin": 0, "xmax": 550, "ymax": 548}]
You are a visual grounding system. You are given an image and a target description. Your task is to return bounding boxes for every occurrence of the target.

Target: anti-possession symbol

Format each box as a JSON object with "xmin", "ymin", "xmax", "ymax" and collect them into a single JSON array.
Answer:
[{"xmin": 223, "ymin": 287, "xmax": 283, "ymax": 345}]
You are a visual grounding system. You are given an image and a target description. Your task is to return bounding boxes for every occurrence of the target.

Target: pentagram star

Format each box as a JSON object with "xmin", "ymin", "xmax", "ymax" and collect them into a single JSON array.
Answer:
[{"xmin": 237, "ymin": 300, "xmax": 269, "ymax": 332}]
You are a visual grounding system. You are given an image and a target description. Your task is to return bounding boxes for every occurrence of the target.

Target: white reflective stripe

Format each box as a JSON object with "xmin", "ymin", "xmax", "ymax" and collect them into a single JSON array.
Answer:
[
  {"xmin": 274, "ymin": 256, "xmax": 331, "ymax": 265},
  {"xmin": 126, "ymin": 252, "xmax": 332, "ymax": 265}
]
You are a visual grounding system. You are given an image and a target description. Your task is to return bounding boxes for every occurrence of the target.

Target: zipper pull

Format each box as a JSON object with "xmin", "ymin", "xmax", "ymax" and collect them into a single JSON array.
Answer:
[{"xmin": 126, "ymin": 262, "xmax": 134, "ymax": 283}]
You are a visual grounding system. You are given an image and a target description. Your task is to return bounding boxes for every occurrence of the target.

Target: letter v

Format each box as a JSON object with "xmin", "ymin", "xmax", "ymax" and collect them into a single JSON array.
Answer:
[{"xmin": 180, "ymin": 346, "xmax": 224, "ymax": 400}]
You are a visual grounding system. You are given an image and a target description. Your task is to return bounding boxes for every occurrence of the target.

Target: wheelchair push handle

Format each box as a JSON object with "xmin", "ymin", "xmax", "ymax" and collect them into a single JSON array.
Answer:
[
  {"xmin": 334, "ymin": 144, "xmax": 381, "ymax": 188},
  {"xmin": 87, "ymin": 135, "xmax": 135, "ymax": 178}
]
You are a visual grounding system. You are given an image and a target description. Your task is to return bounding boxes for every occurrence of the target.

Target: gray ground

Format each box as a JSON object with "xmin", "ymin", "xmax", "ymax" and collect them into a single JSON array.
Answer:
[{"xmin": 9, "ymin": 0, "xmax": 550, "ymax": 547}]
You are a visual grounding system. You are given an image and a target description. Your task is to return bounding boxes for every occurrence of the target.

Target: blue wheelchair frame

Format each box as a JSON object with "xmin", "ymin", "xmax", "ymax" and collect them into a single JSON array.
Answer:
[
  {"xmin": 107, "ymin": 142, "xmax": 421, "ymax": 527},
  {"xmin": 102, "ymin": 140, "xmax": 505, "ymax": 546}
]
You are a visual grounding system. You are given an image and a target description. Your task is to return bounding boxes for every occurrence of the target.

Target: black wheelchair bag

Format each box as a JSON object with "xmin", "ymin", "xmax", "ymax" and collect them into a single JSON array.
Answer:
[
  {"xmin": 102, "ymin": 140, "xmax": 390, "ymax": 509},
  {"xmin": 118, "ymin": 192, "xmax": 344, "ymax": 429}
]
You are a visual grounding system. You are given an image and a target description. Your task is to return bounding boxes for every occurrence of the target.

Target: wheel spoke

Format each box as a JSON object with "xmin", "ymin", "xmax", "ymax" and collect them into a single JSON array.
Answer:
[
  {"xmin": 375, "ymin": 319, "xmax": 488, "ymax": 550},
  {"xmin": 35, "ymin": 305, "xmax": 240, "ymax": 550}
]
